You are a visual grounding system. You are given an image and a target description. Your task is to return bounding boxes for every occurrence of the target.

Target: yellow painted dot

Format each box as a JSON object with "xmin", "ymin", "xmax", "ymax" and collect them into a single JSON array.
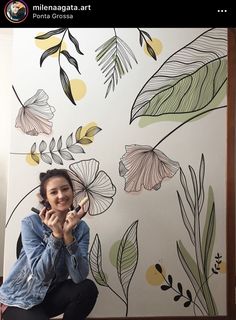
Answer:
[
  {"xmin": 26, "ymin": 153, "xmax": 40, "ymax": 166},
  {"xmin": 70, "ymin": 79, "xmax": 87, "ymax": 101},
  {"xmin": 219, "ymin": 261, "xmax": 226, "ymax": 274},
  {"xmin": 146, "ymin": 264, "xmax": 165, "ymax": 286},
  {"xmin": 144, "ymin": 38, "xmax": 163, "ymax": 57},
  {"xmin": 35, "ymin": 33, "xmax": 67, "ymax": 58}
]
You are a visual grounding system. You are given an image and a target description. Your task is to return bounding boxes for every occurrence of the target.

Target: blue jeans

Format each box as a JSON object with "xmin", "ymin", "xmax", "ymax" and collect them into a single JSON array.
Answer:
[{"xmin": 3, "ymin": 279, "xmax": 98, "ymax": 320}]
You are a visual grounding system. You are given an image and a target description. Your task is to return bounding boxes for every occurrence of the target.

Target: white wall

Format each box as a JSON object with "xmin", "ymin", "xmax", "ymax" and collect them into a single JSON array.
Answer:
[{"xmin": 0, "ymin": 29, "xmax": 12, "ymax": 276}]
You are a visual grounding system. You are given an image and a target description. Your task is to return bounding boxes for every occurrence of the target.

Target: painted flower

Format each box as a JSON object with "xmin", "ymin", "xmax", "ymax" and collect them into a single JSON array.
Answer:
[
  {"xmin": 15, "ymin": 89, "xmax": 55, "ymax": 136},
  {"xmin": 119, "ymin": 144, "xmax": 180, "ymax": 192},
  {"xmin": 68, "ymin": 159, "xmax": 116, "ymax": 216}
]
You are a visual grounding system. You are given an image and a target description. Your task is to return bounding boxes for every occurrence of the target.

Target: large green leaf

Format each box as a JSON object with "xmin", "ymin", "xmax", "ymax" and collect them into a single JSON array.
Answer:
[
  {"xmin": 117, "ymin": 220, "xmax": 139, "ymax": 300},
  {"xmin": 130, "ymin": 28, "xmax": 227, "ymax": 123}
]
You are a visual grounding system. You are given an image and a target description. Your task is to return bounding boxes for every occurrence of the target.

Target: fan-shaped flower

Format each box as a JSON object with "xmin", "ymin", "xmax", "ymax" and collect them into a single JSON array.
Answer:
[
  {"xmin": 68, "ymin": 159, "xmax": 116, "ymax": 216},
  {"xmin": 15, "ymin": 89, "xmax": 55, "ymax": 136},
  {"xmin": 119, "ymin": 144, "xmax": 180, "ymax": 192}
]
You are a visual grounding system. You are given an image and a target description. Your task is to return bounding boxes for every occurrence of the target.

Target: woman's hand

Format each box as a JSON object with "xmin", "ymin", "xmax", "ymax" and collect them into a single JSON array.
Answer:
[
  {"xmin": 63, "ymin": 206, "xmax": 85, "ymax": 244},
  {"xmin": 39, "ymin": 207, "xmax": 63, "ymax": 239}
]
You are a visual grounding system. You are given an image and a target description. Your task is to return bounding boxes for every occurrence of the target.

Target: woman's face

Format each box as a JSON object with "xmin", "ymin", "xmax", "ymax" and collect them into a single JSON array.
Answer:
[
  {"xmin": 45, "ymin": 176, "xmax": 73, "ymax": 213},
  {"xmin": 12, "ymin": 3, "xmax": 19, "ymax": 14}
]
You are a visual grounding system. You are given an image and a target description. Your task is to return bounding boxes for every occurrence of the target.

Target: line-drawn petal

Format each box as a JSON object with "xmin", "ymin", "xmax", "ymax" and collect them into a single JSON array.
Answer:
[
  {"xmin": 15, "ymin": 89, "xmax": 55, "ymax": 136},
  {"xmin": 68, "ymin": 159, "xmax": 116, "ymax": 216},
  {"xmin": 119, "ymin": 144, "xmax": 180, "ymax": 192},
  {"xmin": 86, "ymin": 191, "xmax": 114, "ymax": 216}
]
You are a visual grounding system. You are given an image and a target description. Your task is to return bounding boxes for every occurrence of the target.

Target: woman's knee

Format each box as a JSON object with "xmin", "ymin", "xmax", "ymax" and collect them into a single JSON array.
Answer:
[{"xmin": 83, "ymin": 279, "xmax": 98, "ymax": 299}]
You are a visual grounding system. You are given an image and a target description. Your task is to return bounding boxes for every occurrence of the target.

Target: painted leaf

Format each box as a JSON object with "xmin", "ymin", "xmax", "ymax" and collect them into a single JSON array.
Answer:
[
  {"xmin": 174, "ymin": 295, "xmax": 181, "ymax": 301},
  {"xmin": 49, "ymin": 137, "xmax": 56, "ymax": 152},
  {"xmin": 130, "ymin": 28, "xmax": 227, "ymax": 123},
  {"xmin": 161, "ymin": 285, "xmax": 170, "ymax": 291},
  {"xmin": 50, "ymin": 152, "xmax": 63, "ymax": 165},
  {"xmin": 117, "ymin": 220, "xmax": 139, "ymax": 300},
  {"xmin": 67, "ymin": 144, "xmax": 84, "ymax": 153},
  {"xmin": 202, "ymin": 186, "xmax": 215, "ymax": 276},
  {"xmin": 31, "ymin": 142, "xmax": 36, "ymax": 154},
  {"xmin": 57, "ymin": 136, "xmax": 63, "ymax": 150},
  {"xmin": 77, "ymin": 137, "xmax": 92, "ymax": 145},
  {"xmin": 168, "ymin": 274, "xmax": 173, "ymax": 286},
  {"xmin": 186, "ymin": 289, "xmax": 192, "ymax": 301},
  {"xmin": 177, "ymin": 282, "xmax": 183, "ymax": 294},
  {"xmin": 179, "ymin": 168, "xmax": 194, "ymax": 213},
  {"xmin": 198, "ymin": 154, "xmax": 205, "ymax": 213},
  {"xmin": 89, "ymin": 234, "xmax": 108, "ymax": 286},
  {"xmin": 41, "ymin": 153, "xmax": 52, "ymax": 165},
  {"xmin": 39, "ymin": 140, "xmax": 47, "ymax": 153},
  {"xmin": 40, "ymin": 43, "xmax": 61, "ymax": 67},
  {"xmin": 61, "ymin": 50, "xmax": 80, "ymax": 73},
  {"xmin": 30, "ymin": 153, "xmax": 39, "ymax": 164},
  {"xmin": 85, "ymin": 126, "xmax": 102, "ymax": 137},
  {"xmin": 75, "ymin": 126, "xmax": 82, "ymax": 141},
  {"xmin": 146, "ymin": 43, "xmax": 157, "ymax": 60},
  {"xmin": 177, "ymin": 191, "xmax": 195, "ymax": 245},
  {"xmin": 59, "ymin": 150, "xmax": 74, "ymax": 161},
  {"xmin": 155, "ymin": 264, "xmax": 162, "ymax": 273},
  {"xmin": 59, "ymin": 67, "xmax": 76, "ymax": 105},
  {"xmin": 68, "ymin": 30, "xmax": 84, "ymax": 55},
  {"xmin": 66, "ymin": 133, "xmax": 73, "ymax": 147},
  {"xmin": 177, "ymin": 241, "xmax": 207, "ymax": 312},
  {"xmin": 184, "ymin": 300, "xmax": 191, "ymax": 308},
  {"xmin": 35, "ymin": 28, "xmax": 66, "ymax": 40}
]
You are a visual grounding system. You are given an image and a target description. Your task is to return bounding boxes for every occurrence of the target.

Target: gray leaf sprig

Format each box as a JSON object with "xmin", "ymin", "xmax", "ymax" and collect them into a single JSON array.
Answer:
[
  {"xmin": 35, "ymin": 28, "xmax": 83, "ymax": 105},
  {"xmin": 30, "ymin": 125, "xmax": 102, "ymax": 165}
]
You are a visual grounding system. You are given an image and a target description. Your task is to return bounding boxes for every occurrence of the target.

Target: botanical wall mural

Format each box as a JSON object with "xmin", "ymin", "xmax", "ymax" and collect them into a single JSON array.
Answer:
[{"xmin": 4, "ymin": 28, "xmax": 227, "ymax": 317}]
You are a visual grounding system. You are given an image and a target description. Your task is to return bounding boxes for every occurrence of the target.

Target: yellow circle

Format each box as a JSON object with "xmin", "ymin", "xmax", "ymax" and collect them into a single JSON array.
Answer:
[
  {"xmin": 219, "ymin": 261, "xmax": 226, "ymax": 274},
  {"xmin": 70, "ymin": 79, "xmax": 87, "ymax": 101},
  {"xmin": 144, "ymin": 38, "xmax": 163, "ymax": 57},
  {"xmin": 26, "ymin": 153, "xmax": 40, "ymax": 166},
  {"xmin": 35, "ymin": 33, "xmax": 67, "ymax": 58},
  {"xmin": 146, "ymin": 264, "xmax": 165, "ymax": 286}
]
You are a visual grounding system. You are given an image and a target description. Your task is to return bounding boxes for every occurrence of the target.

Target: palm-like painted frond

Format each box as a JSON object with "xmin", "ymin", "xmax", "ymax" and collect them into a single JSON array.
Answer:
[{"xmin": 96, "ymin": 36, "xmax": 138, "ymax": 98}]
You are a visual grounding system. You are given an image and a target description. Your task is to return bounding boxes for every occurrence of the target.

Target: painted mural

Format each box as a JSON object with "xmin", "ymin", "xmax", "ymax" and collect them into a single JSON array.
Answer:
[{"xmin": 4, "ymin": 28, "xmax": 227, "ymax": 317}]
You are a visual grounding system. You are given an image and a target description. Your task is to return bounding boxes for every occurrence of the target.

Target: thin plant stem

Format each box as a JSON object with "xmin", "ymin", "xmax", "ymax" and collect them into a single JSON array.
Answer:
[
  {"xmin": 12, "ymin": 85, "xmax": 24, "ymax": 107},
  {"xmin": 152, "ymin": 106, "xmax": 226, "ymax": 150}
]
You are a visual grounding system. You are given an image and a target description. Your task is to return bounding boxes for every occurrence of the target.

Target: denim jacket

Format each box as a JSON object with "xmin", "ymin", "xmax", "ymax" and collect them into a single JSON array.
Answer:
[{"xmin": 0, "ymin": 212, "xmax": 90, "ymax": 309}]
